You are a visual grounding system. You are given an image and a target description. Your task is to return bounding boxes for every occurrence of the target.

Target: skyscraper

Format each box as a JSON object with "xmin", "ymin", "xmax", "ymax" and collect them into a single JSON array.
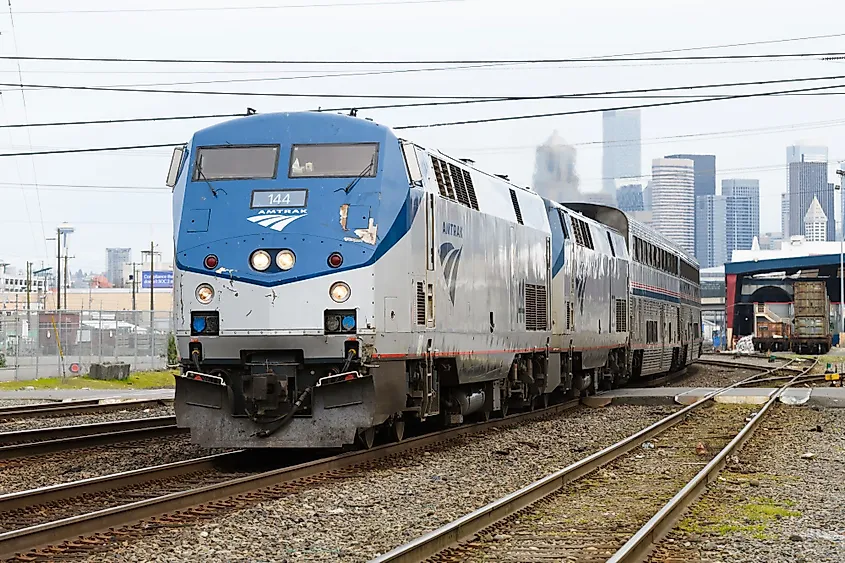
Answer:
[
  {"xmin": 601, "ymin": 109, "xmax": 641, "ymax": 199},
  {"xmin": 695, "ymin": 195, "xmax": 727, "ymax": 268},
  {"xmin": 532, "ymin": 131, "xmax": 580, "ymax": 202},
  {"xmin": 781, "ymin": 193, "xmax": 790, "ymax": 238},
  {"xmin": 616, "ymin": 184, "xmax": 644, "ymax": 212},
  {"xmin": 665, "ymin": 154, "xmax": 716, "ymax": 262},
  {"xmin": 665, "ymin": 154, "xmax": 717, "ymax": 199},
  {"xmin": 722, "ymin": 179, "xmax": 760, "ymax": 259},
  {"xmin": 651, "ymin": 158, "xmax": 695, "ymax": 254},
  {"xmin": 106, "ymin": 248, "xmax": 132, "ymax": 288},
  {"xmin": 787, "ymin": 145, "xmax": 832, "ymax": 241},
  {"xmin": 803, "ymin": 196, "xmax": 827, "ymax": 242}
]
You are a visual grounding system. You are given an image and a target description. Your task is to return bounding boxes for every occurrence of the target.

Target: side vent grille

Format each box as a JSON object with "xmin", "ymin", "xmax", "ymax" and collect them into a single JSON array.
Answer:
[
  {"xmin": 448, "ymin": 163, "xmax": 471, "ymax": 207},
  {"xmin": 571, "ymin": 217, "xmax": 594, "ymax": 249},
  {"xmin": 416, "ymin": 282, "xmax": 426, "ymax": 325},
  {"xmin": 509, "ymin": 189, "xmax": 524, "ymax": 225},
  {"xmin": 525, "ymin": 283, "xmax": 547, "ymax": 331},
  {"xmin": 463, "ymin": 170, "xmax": 479, "ymax": 210},
  {"xmin": 430, "ymin": 157, "xmax": 454, "ymax": 200},
  {"xmin": 566, "ymin": 301, "xmax": 574, "ymax": 331},
  {"xmin": 430, "ymin": 156, "xmax": 479, "ymax": 211},
  {"xmin": 615, "ymin": 299, "xmax": 627, "ymax": 332}
]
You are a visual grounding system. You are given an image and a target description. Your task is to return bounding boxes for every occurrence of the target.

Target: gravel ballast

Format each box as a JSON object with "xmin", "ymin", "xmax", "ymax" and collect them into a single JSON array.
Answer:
[
  {"xmin": 666, "ymin": 364, "xmax": 761, "ymax": 388},
  {"xmin": 77, "ymin": 404, "xmax": 681, "ymax": 562},
  {"xmin": 0, "ymin": 434, "xmax": 228, "ymax": 494},
  {"xmin": 0, "ymin": 404, "xmax": 174, "ymax": 432},
  {"xmin": 650, "ymin": 405, "xmax": 845, "ymax": 563}
]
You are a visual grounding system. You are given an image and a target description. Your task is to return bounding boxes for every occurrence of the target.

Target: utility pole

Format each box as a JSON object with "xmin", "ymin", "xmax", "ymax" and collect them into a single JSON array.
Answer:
[
  {"xmin": 149, "ymin": 241, "xmax": 155, "ymax": 313},
  {"xmin": 25, "ymin": 262, "xmax": 31, "ymax": 312},
  {"xmin": 63, "ymin": 253, "xmax": 69, "ymax": 310},
  {"xmin": 131, "ymin": 262, "xmax": 137, "ymax": 310},
  {"xmin": 56, "ymin": 227, "xmax": 61, "ymax": 311}
]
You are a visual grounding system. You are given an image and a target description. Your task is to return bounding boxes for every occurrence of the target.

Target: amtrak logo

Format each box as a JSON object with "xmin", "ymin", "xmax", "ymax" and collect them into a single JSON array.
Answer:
[
  {"xmin": 574, "ymin": 273, "xmax": 587, "ymax": 314},
  {"xmin": 247, "ymin": 212, "xmax": 306, "ymax": 232},
  {"xmin": 439, "ymin": 242, "xmax": 463, "ymax": 305}
]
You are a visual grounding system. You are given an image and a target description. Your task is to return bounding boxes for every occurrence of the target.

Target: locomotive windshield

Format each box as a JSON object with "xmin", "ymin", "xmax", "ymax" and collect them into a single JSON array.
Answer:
[
  {"xmin": 288, "ymin": 143, "xmax": 378, "ymax": 178},
  {"xmin": 193, "ymin": 145, "xmax": 279, "ymax": 181}
]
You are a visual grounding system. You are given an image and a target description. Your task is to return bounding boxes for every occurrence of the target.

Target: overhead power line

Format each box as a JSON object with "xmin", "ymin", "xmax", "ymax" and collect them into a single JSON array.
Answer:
[
  {"xmin": 0, "ymin": 143, "xmax": 183, "ymax": 157},
  {"xmin": 394, "ymin": 80, "xmax": 845, "ymax": 129},
  {"xmin": 1, "ymin": 52, "xmax": 845, "ymax": 66},
  {"xmin": 0, "ymin": 112, "xmax": 247, "ymax": 130},
  {"xmin": 4, "ymin": 79, "xmax": 845, "ymax": 157},
  {"xmin": 5, "ymin": 75, "xmax": 845, "ymax": 131},
  {"xmin": 4, "ymin": 73, "xmax": 845, "ymax": 104},
  {"xmin": 11, "ymin": 0, "xmax": 462, "ymax": 14}
]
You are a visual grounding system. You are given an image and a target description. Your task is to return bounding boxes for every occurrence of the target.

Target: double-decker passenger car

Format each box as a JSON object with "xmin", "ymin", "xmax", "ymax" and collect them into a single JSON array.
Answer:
[{"xmin": 168, "ymin": 111, "xmax": 701, "ymax": 449}]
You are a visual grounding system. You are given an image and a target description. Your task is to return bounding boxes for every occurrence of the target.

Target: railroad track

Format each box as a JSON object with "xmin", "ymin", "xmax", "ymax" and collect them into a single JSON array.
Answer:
[
  {"xmin": 0, "ymin": 417, "xmax": 183, "ymax": 462},
  {"xmin": 373, "ymin": 359, "xmax": 817, "ymax": 563},
  {"xmin": 696, "ymin": 355, "xmax": 803, "ymax": 373},
  {"xmin": 0, "ymin": 398, "xmax": 172, "ymax": 421},
  {"xmin": 0, "ymin": 399, "xmax": 585, "ymax": 561}
]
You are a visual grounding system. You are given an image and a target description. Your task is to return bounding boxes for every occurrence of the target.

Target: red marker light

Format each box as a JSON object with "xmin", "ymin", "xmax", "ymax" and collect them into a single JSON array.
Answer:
[
  {"xmin": 204, "ymin": 255, "xmax": 219, "ymax": 269},
  {"xmin": 328, "ymin": 252, "xmax": 343, "ymax": 268}
]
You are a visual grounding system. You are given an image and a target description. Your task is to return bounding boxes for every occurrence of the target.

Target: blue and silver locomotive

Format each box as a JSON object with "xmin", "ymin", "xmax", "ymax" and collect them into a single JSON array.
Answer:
[{"xmin": 168, "ymin": 111, "xmax": 701, "ymax": 449}]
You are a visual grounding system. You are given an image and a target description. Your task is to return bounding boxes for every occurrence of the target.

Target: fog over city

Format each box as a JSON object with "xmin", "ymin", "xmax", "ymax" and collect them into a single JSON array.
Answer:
[{"xmin": 0, "ymin": 0, "xmax": 844, "ymax": 272}]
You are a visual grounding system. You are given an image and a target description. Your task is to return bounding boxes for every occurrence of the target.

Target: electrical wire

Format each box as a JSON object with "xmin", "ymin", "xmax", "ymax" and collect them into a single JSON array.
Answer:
[
  {"xmin": 0, "ymin": 112, "xmax": 247, "ymax": 129},
  {"xmin": 10, "ymin": 0, "xmax": 463, "ymax": 15},
  {"xmin": 3, "ymin": 73, "xmax": 845, "ymax": 106},
  {"xmin": 0, "ymin": 143, "xmax": 183, "ymax": 157},
  {"xmin": 6, "ymin": 75, "xmax": 845, "ymax": 131},
  {"xmin": 3, "ymin": 80, "xmax": 845, "ymax": 157},
  {"xmin": 1, "ymin": 52, "xmax": 844, "ymax": 66},
  {"xmin": 394, "ymin": 81, "xmax": 845, "ymax": 130},
  {"xmin": 6, "ymin": 0, "xmax": 47, "ymax": 257}
]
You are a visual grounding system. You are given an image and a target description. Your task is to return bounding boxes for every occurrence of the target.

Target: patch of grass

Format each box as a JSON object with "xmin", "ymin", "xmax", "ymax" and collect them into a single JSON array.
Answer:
[
  {"xmin": 743, "ymin": 502, "xmax": 801, "ymax": 521},
  {"xmin": 0, "ymin": 369, "xmax": 177, "ymax": 390},
  {"xmin": 678, "ymin": 495, "xmax": 800, "ymax": 539}
]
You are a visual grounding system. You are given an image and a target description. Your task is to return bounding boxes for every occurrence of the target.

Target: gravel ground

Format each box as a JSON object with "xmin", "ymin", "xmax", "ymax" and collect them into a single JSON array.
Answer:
[
  {"xmin": 77, "ymin": 404, "xmax": 681, "ymax": 563},
  {"xmin": 449, "ymin": 403, "xmax": 755, "ymax": 561},
  {"xmin": 650, "ymin": 405, "xmax": 845, "ymax": 563},
  {"xmin": 0, "ymin": 434, "xmax": 227, "ymax": 494},
  {"xmin": 667, "ymin": 364, "xmax": 762, "ymax": 388},
  {"xmin": 0, "ymin": 399, "xmax": 49, "ymax": 408},
  {"xmin": 0, "ymin": 404, "xmax": 174, "ymax": 432}
]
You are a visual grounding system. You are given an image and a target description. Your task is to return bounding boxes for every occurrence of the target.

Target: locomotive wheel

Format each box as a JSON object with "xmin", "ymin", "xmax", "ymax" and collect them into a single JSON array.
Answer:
[
  {"xmin": 357, "ymin": 427, "xmax": 376, "ymax": 449},
  {"xmin": 390, "ymin": 419, "xmax": 406, "ymax": 442}
]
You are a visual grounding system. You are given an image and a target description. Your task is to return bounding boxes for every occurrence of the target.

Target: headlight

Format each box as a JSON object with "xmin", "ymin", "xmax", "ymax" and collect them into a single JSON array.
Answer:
[
  {"xmin": 330, "ymin": 281, "xmax": 350, "ymax": 303},
  {"xmin": 250, "ymin": 250, "xmax": 271, "ymax": 271},
  {"xmin": 276, "ymin": 249, "xmax": 296, "ymax": 271},
  {"xmin": 196, "ymin": 284, "xmax": 214, "ymax": 304}
]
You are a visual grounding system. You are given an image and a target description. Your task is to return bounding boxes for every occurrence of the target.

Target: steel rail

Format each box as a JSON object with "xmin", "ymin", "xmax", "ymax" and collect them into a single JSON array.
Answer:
[
  {"xmin": 605, "ymin": 359, "xmax": 817, "ymax": 563},
  {"xmin": 369, "ymin": 364, "xmax": 798, "ymax": 563},
  {"xmin": 0, "ymin": 399, "xmax": 173, "ymax": 420},
  {"xmin": 696, "ymin": 357, "xmax": 803, "ymax": 373},
  {"xmin": 0, "ymin": 417, "xmax": 181, "ymax": 460},
  {"xmin": 0, "ymin": 400, "xmax": 99, "ymax": 414},
  {"xmin": 0, "ymin": 451, "xmax": 246, "ymax": 514},
  {"xmin": 0, "ymin": 400, "xmax": 582, "ymax": 559}
]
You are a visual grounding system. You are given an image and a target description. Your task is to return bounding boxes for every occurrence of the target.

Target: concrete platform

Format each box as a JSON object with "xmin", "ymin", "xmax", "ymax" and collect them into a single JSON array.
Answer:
[
  {"xmin": 583, "ymin": 386, "xmax": 845, "ymax": 409},
  {"xmin": 0, "ymin": 388, "xmax": 174, "ymax": 402}
]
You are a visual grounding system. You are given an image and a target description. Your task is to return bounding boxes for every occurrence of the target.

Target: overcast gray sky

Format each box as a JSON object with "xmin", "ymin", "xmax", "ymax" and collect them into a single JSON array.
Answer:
[{"xmin": 1, "ymin": 0, "xmax": 844, "ymax": 272}]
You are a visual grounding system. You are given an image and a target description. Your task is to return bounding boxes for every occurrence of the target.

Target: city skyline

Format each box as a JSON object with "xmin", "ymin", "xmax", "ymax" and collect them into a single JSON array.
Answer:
[{"xmin": 0, "ymin": 5, "xmax": 844, "ymax": 271}]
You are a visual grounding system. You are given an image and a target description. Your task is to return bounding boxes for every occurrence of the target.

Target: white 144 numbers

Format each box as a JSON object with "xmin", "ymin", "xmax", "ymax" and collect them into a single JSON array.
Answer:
[{"xmin": 269, "ymin": 192, "xmax": 291, "ymax": 205}]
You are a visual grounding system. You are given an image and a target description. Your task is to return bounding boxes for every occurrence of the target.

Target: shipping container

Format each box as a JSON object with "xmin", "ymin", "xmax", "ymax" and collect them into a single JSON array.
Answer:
[
  {"xmin": 793, "ymin": 280, "xmax": 830, "ymax": 319},
  {"xmin": 756, "ymin": 320, "xmax": 791, "ymax": 339}
]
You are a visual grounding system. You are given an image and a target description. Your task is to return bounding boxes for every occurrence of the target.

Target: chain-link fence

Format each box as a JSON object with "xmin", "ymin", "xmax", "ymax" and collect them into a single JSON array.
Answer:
[{"xmin": 0, "ymin": 309, "xmax": 174, "ymax": 382}]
